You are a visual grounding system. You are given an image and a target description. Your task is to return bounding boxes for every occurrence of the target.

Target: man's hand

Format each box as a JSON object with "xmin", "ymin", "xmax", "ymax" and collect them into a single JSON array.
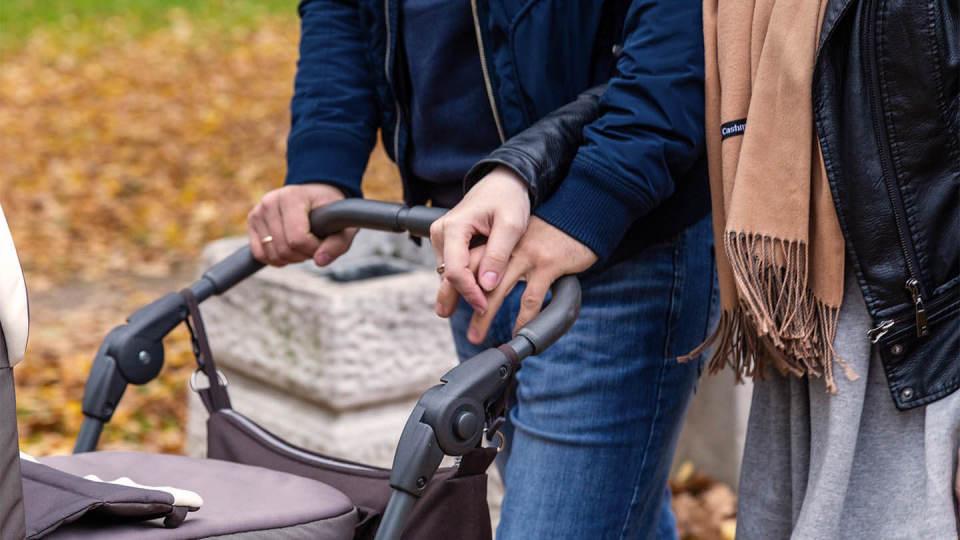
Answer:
[
  {"xmin": 248, "ymin": 184, "xmax": 357, "ymax": 267},
  {"xmin": 430, "ymin": 167, "xmax": 531, "ymax": 315},
  {"xmin": 441, "ymin": 216, "xmax": 597, "ymax": 345}
]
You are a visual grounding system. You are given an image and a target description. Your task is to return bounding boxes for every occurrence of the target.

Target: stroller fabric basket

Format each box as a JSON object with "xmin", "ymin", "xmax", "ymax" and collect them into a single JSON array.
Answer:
[{"xmin": 4, "ymin": 200, "xmax": 581, "ymax": 540}]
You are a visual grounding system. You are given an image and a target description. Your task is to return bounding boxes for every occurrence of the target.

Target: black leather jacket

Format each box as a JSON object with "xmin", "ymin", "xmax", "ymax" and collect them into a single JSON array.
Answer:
[
  {"xmin": 470, "ymin": 0, "xmax": 958, "ymax": 410},
  {"xmin": 464, "ymin": 85, "xmax": 605, "ymax": 208},
  {"xmin": 816, "ymin": 0, "xmax": 959, "ymax": 410}
]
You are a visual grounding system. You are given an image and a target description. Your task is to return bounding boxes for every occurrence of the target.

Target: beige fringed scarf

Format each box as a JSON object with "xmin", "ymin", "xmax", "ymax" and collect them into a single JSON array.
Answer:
[{"xmin": 684, "ymin": 0, "xmax": 856, "ymax": 391}]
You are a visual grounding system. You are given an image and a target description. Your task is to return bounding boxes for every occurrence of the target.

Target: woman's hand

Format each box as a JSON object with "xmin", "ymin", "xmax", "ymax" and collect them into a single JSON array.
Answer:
[
  {"xmin": 442, "ymin": 216, "xmax": 597, "ymax": 344},
  {"xmin": 430, "ymin": 166, "xmax": 531, "ymax": 315},
  {"xmin": 248, "ymin": 184, "xmax": 357, "ymax": 267}
]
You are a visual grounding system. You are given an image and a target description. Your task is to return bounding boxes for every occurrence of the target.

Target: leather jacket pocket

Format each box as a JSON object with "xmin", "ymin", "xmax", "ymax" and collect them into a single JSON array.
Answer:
[{"xmin": 875, "ymin": 287, "xmax": 960, "ymax": 410}]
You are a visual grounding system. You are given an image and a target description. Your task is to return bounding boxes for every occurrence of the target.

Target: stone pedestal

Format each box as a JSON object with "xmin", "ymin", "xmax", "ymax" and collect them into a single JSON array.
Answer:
[{"xmin": 186, "ymin": 232, "xmax": 457, "ymax": 463}]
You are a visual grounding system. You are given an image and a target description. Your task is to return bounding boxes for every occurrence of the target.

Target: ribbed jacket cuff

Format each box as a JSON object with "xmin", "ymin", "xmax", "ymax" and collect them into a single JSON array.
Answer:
[
  {"xmin": 285, "ymin": 129, "xmax": 368, "ymax": 198},
  {"xmin": 534, "ymin": 161, "xmax": 634, "ymax": 262}
]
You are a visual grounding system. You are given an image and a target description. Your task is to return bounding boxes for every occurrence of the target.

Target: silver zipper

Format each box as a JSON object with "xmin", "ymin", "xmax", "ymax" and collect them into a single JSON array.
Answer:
[
  {"xmin": 384, "ymin": 0, "xmax": 402, "ymax": 159},
  {"xmin": 867, "ymin": 319, "xmax": 895, "ymax": 344},
  {"xmin": 470, "ymin": 0, "xmax": 506, "ymax": 143}
]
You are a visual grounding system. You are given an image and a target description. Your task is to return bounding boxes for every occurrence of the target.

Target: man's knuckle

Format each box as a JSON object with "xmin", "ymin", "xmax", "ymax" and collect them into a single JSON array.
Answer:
[
  {"xmin": 530, "ymin": 246, "xmax": 552, "ymax": 264},
  {"xmin": 513, "ymin": 251, "xmax": 535, "ymax": 268},
  {"xmin": 289, "ymin": 235, "xmax": 311, "ymax": 250},
  {"xmin": 288, "ymin": 239, "xmax": 306, "ymax": 251}
]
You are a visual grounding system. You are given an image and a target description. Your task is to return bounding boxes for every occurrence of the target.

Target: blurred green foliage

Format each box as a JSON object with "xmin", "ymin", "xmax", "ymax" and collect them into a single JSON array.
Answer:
[{"xmin": 0, "ymin": 0, "xmax": 296, "ymax": 52}]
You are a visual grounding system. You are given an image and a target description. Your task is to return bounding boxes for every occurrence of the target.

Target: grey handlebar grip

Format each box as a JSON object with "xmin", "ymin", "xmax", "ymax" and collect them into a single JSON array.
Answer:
[
  {"xmin": 518, "ymin": 275, "xmax": 581, "ymax": 355},
  {"xmin": 307, "ymin": 199, "xmax": 445, "ymax": 239},
  {"xmin": 200, "ymin": 247, "xmax": 265, "ymax": 295}
]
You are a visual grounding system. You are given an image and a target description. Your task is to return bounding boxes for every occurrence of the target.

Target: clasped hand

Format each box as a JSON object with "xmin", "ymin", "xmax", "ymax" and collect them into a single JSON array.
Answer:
[
  {"xmin": 431, "ymin": 167, "xmax": 596, "ymax": 344},
  {"xmin": 246, "ymin": 166, "xmax": 596, "ymax": 346}
]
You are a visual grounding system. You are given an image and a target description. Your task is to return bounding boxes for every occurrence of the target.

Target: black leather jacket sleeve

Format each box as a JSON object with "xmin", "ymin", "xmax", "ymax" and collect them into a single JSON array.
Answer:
[{"xmin": 463, "ymin": 85, "xmax": 605, "ymax": 207}]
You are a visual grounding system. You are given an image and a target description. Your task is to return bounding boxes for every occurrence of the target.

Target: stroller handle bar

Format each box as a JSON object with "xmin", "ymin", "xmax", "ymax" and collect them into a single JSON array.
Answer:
[
  {"xmin": 197, "ymin": 199, "xmax": 580, "ymax": 355},
  {"xmin": 75, "ymin": 200, "xmax": 580, "ymax": 448},
  {"xmin": 197, "ymin": 200, "xmax": 443, "ymax": 298},
  {"xmin": 192, "ymin": 200, "xmax": 437, "ymax": 296}
]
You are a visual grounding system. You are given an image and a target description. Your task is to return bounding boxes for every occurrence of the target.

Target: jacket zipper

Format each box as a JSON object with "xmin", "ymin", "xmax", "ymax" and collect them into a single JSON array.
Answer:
[
  {"xmin": 384, "ymin": 0, "xmax": 402, "ymax": 160},
  {"xmin": 869, "ymin": 278, "xmax": 931, "ymax": 342},
  {"xmin": 470, "ymin": 0, "xmax": 506, "ymax": 143},
  {"xmin": 867, "ymin": 289, "xmax": 955, "ymax": 344},
  {"xmin": 904, "ymin": 278, "xmax": 929, "ymax": 337},
  {"xmin": 862, "ymin": 0, "xmax": 929, "ymax": 338},
  {"xmin": 867, "ymin": 319, "xmax": 895, "ymax": 344}
]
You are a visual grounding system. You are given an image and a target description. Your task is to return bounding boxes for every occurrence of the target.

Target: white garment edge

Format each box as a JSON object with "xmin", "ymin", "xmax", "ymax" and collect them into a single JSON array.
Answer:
[
  {"xmin": 83, "ymin": 475, "xmax": 204, "ymax": 509},
  {"xmin": 0, "ymin": 204, "xmax": 29, "ymax": 366},
  {"xmin": 19, "ymin": 452, "xmax": 204, "ymax": 509}
]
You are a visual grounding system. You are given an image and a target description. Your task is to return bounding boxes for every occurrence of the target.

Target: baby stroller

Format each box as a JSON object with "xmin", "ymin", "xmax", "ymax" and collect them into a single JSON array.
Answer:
[{"xmin": 0, "ymin": 200, "xmax": 581, "ymax": 539}]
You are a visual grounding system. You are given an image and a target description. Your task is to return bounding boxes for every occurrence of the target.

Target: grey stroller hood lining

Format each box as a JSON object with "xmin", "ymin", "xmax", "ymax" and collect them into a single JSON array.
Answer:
[{"xmin": 1, "ymin": 329, "xmax": 27, "ymax": 539}]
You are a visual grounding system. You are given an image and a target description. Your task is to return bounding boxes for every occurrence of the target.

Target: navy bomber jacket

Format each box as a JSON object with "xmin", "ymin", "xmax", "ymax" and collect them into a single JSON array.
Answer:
[{"xmin": 285, "ymin": 0, "xmax": 710, "ymax": 264}]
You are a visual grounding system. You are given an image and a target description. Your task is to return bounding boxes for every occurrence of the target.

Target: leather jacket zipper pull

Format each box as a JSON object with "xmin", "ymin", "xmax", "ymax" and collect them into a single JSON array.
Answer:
[
  {"xmin": 905, "ymin": 278, "xmax": 929, "ymax": 338},
  {"xmin": 868, "ymin": 320, "xmax": 894, "ymax": 344}
]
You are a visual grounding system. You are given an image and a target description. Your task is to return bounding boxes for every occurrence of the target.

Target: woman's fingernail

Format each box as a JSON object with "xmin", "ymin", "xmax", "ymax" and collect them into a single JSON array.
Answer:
[
  {"xmin": 315, "ymin": 252, "xmax": 332, "ymax": 266},
  {"xmin": 435, "ymin": 302, "xmax": 444, "ymax": 316},
  {"xmin": 468, "ymin": 327, "xmax": 480, "ymax": 343},
  {"xmin": 481, "ymin": 271, "xmax": 498, "ymax": 290}
]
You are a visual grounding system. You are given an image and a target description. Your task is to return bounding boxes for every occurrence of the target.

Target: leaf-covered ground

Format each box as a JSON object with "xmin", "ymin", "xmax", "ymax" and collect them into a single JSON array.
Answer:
[
  {"xmin": 2, "ymin": 7, "xmax": 733, "ymax": 538},
  {"xmin": 3, "ymin": 4, "xmax": 399, "ymax": 456}
]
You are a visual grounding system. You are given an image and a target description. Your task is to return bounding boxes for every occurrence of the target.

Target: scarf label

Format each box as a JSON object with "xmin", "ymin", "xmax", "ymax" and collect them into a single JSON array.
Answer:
[{"xmin": 721, "ymin": 119, "xmax": 746, "ymax": 140}]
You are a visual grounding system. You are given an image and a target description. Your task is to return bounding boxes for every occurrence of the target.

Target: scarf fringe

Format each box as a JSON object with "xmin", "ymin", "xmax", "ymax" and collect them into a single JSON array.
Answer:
[{"xmin": 680, "ymin": 232, "xmax": 857, "ymax": 393}]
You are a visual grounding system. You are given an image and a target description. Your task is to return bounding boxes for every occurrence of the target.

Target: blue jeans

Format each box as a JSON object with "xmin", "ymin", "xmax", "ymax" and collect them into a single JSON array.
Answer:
[{"xmin": 450, "ymin": 216, "xmax": 717, "ymax": 540}]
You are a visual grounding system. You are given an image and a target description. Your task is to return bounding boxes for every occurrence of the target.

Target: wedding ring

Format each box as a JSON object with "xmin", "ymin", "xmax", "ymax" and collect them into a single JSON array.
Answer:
[
  {"xmin": 261, "ymin": 235, "xmax": 274, "ymax": 244},
  {"xmin": 436, "ymin": 263, "xmax": 446, "ymax": 275}
]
